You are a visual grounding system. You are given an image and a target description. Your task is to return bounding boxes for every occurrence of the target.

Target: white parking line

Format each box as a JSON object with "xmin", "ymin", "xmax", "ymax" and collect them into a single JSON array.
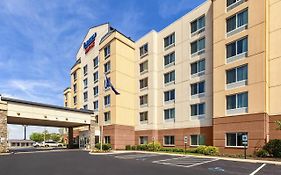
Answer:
[
  {"xmin": 153, "ymin": 156, "xmax": 219, "ymax": 168},
  {"xmin": 249, "ymin": 164, "xmax": 266, "ymax": 175}
]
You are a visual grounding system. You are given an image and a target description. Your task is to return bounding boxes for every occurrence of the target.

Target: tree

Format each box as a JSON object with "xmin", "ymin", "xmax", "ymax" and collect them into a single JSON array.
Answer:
[
  {"xmin": 30, "ymin": 132, "xmax": 44, "ymax": 142},
  {"xmin": 50, "ymin": 133, "xmax": 62, "ymax": 142}
]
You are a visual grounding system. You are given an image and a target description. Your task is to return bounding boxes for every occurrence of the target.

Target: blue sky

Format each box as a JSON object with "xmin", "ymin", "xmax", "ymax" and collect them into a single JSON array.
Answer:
[{"xmin": 0, "ymin": 0, "xmax": 206, "ymax": 139}]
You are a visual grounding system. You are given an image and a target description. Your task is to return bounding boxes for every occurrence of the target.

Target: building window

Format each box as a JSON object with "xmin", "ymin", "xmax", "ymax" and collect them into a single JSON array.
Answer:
[
  {"xmin": 164, "ymin": 33, "xmax": 175, "ymax": 48},
  {"xmin": 140, "ymin": 43, "xmax": 148, "ymax": 57},
  {"xmin": 226, "ymin": 132, "xmax": 248, "ymax": 147},
  {"xmin": 139, "ymin": 136, "xmax": 148, "ymax": 145},
  {"xmin": 227, "ymin": 9, "xmax": 248, "ymax": 33},
  {"xmin": 164, "ymin": 70, "xmax": 175, "ymax": 84},
  {"xmin": 93, "ymin": 56, "xmax": 99, "ymax": 69},
  {"xmin": 226, "ymin": 92, "xmax": 248, "ymax": 110},
  {"xmin": 104, "ymin": 95, "xmax": 110, "ymax": 107},
  {"xmin": 73, "ymin": 72, "xmax": 77, "ymax": 81},
  {"xmin": 140, "ymin": 61, "xmax": 148, "ymax": 74},
  {"xmin": 83, "ymin": 78, "xmax": 88, "ymax": 89},
  {"xmin": 83, "ymin": 91, "xmax": 88, "ymax": 102},
  {"xmin": 83, "ymin": 65, "xmax": 88, "ymax": 76},
  {"xmin": 73, "ymin": 84, "xmax": 77, "ymax": 93},
  {"xmin": 104, "ymin": 61, "xmax": 111, "ymax": 73},
  {"xmin": 191, "ymin": 15, "xmax": 205, "ymax": 34},
  {"xmin": 164, "ymin": 108, "xmax": 175, "ymax": 120},
  {"xmin": 226, "ymin": 65, "xmax": 248, "ymax": 84},
  {"xmin": 191, "ymin": 81, "xmax": 205, "ymax": 96},
  {"xmin": 191, "ymin": 37, "xmax": 205, "ymax": 55},
  {"xmin": 140, "ymin": 95, "xmax": 148, "ymax": 106},
  {"xmin": 104, "ymin": 112, "xmax": 111, "ymax": 123},
  {"xmin": 93, "ymin": 71, "xmax": 99, "ymax": 83},
  {"xmin": 83, "ymin": 105, "xmax": 88, "ymax": 110},
  {"xmin": 164, "ymin": 89, "xmax": 175, "ymax": 102},
  {"xmin": 226, "ymin": 37, "xmax": 248, "ymax": 59},
  {"xmin": 164, "ymin": 52, "xmax": 175, "ymax": 66},
  {"xmin": 93, "ymin": 101, "xmax": 98, "ymax": 111},
  {"xmin": 191, "ymin": 103, "xmax": 205, "ymax": 116},
  {"xmin": 191, "ymin": 59, "xmax": 205, "ymax": 75},
  {"xmin": 104, "ymin": 136, "xmax": 111, "ymax": 144},
  {"xmin": 227, "ymin": 0, "xmax": 244, "ymax": 7},
  {"xmin": 73, "ymin": 96, "xmax": 77, "ymax": 105},
  {"xmin": 140, "ymin": 112, "xmax": 148, "ymax": 123},
  {"xmin": 190, "ymin": 135, "xmax": 205, "ymax": 146},
  {"xmin": 164, "ymin": 136, "xmax": 175, "ymax": 146},
  {"xmin": 93, "ymin": 86, "xmax": 99, "ymax": 96},
  {"xmin": 104, "ymin": 45, "xmax": 110, "ymax": 58},
  {"xmin": 140, "ymin": 77, "xmax": 148, "ymax": 89}
]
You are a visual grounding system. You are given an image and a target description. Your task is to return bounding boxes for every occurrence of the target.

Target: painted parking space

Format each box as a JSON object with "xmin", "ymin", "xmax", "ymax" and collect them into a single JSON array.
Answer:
[{"xmin": 153, "ymin": 156, "xmax": 219, "ymax": 168}]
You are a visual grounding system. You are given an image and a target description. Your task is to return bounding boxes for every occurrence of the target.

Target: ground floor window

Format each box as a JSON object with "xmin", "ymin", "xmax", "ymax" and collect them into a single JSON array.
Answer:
[
  {"xmin": 139, "ymin": 136, "xmax": 148, "ymax": 145},
  {"xmin": 190, "ymin": 135, "xmax": 205, "ymax": 146},
  {"xmin": 164, "ymin": 136, "xmax": 175, "ymax": 146},
  {"xmin": 104, "ymin": 136, "xmax": 111, "ymax": 144},
  {"xmin": 226, "ymin": 132, "xmax": 248, "ymax": 147}
]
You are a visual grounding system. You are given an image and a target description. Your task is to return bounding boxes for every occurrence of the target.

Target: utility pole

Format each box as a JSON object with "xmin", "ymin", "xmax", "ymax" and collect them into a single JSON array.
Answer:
[{"xmin": 23, "ymin": 125, "xmax": 27, "ymax": 140}]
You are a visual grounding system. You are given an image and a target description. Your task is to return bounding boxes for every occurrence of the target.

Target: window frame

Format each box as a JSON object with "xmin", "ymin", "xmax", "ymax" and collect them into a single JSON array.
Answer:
[
  {"xmin": 83, "ymin": 91, "xmax": 88, "ymax": 102},
  {"xmin": 140, "ymin": 77, "xmax": 148, "ymax": 90},
  {"xmin": 164, "ymin": 52, "xmax": 176, "ymax": 67},
  {"xmin": 93, "ymin": 100, "xmax": 98, "ymax": 111},
  {"xmin": 164, "ymin": 33, "xmax": 175, "ymax": 49},
  {"xmin": 226, "ymin": 92, "xmax": 248, "ymax": 110},
  {"xmin": 104, "ymin": 45, "xmax": 111, "ymax": 58},
  {"xmin": 140, "ymin": 94, "xmax": 148, "ymax": 106},
  {"xmin": 93, "ymin": 56, "xmax": 99, "ymax": 69},
  {"xmin": 191, "ymin": 81, "xmax": 205, "ymax": 96},
  {"xmin": 190, "ymin": 103, "xmax": 205, "ymax": 117},
  {"xmin": 191, "ymin": 15, "xmax": 206, "ymax": 35},
  {"xmin": 139, "ymin": 111, "xmax": 148, "ymax": 124},
  {"xmin": 104, "ymin": 112, "xmax": 111, "ymax": 123},
  {"xmin": 164, "ymin": 89, "xmax": 175, "ymax": 103},
  {"xmin": 163, "ymin": 136, "xmax": 175, "ymax": 146},
  {"xmin": 164, "ymin": 70, "xmax": 175, "ymax": 84},
  {"xmin": 190, "ymin": 135, "xmax": 205, "ymax": 146},
  {"xmin": 104, "ymin": 95, "xmax": 111, "ymax": 107},
  {"xmin": 226, "ymin": 9, "xmax": 248, "ymax": 34},
  {"xmin": 226, "ymin": 36, "xmax": 248, "ymax": 60},
  {"xmin": 139, "ymin": 136, "xmax": 148, "ymax": 145},
  {"xmin": 140, "ymin": 43, "xmax": 148, "ymax": 57},
  {"xmin": 164, "ymin": 108, "xmax": 175, "ymax": 121},
  {"xmin": 104, "ymin": 61, "xmax": 111, "ymax": 74},
  {"xmin": 83, "ymin": 78, "xmax": 88, "ymax": 89},
  {"xmin": 225, "ymin": 132, "xmax": 248, "ymax": 148}
]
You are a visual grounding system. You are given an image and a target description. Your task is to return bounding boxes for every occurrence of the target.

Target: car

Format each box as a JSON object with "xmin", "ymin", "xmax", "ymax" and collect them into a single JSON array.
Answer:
[
  {"xmin": 33, "ymin": 142, "xmax": 44, "ymax": 147},
  {"xmin": 42, "ymin": 141, "xmax": 63, "ymax": 147}
]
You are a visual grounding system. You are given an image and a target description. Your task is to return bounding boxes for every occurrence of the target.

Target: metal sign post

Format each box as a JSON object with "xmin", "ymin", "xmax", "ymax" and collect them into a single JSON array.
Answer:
[
  {"xmin": 242, "ymin": 134, "xmax": 248, "ymax": 159},
  {"xmin": 184, "ymin": 136, "xmax": 188, "ymax": 154}
]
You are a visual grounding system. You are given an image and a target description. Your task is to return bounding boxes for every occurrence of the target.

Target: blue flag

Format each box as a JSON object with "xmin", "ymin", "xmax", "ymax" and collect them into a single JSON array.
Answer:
[{"xmin": 104, "ymin": 74, "xmax": 120, "ymax": 95}]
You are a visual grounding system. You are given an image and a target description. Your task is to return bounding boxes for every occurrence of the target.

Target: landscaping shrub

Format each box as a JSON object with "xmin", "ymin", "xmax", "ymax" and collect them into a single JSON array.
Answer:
[
  {"xmin": 136, "ymin": 144, "xmax": 148, "ymax": 151},
  {"xmin": 147, "ymin": 142, "xmax": 161, "ymax": 151},
  {"xmin": 195, "ymin": 145, "xmax": 208, "ymax": 154},
  {"xmin": 125, "ymin": 145, "xmax": 131, "ymax": 150},
  {"xmin": 202, "ymin": 146, "xmax": 219, "ymax": 156},
  {"xmin": 131, "ymin": 145, "xmax": 137, "ymax": 150},
  {"xmin": 255, "ymin": 149, "xmax": 269, "ymax": 158},
  {"xmin": 263, "ymin": 139, "xmax": 281, "ymax": 157},
  {"xmin": 95, "ymin": 143, "xmax": 112, "ymax": 151}
]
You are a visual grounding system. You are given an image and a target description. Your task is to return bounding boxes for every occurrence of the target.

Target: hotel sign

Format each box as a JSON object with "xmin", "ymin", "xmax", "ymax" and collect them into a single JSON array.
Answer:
[{"xmin": 84, "ymin": 33, "xmax": 97, "ymax": 54}]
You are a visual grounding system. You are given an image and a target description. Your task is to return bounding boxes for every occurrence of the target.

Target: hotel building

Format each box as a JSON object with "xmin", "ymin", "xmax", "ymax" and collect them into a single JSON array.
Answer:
[{"xmin": 64, "ymin": 0, "xmax": 281, "ymax": 154}]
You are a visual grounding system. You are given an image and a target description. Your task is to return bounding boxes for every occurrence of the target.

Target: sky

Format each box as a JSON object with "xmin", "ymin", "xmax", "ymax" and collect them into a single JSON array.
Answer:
[{"xmin": 0, "ymin": 0, "xmax": 206, "ymax": 139}]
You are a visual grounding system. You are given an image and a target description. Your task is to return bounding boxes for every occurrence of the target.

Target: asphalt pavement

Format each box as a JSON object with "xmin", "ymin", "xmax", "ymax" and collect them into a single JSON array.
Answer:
[{"xmin": 0, "ymin": 150, "xmax": 280, "ymax": 175}]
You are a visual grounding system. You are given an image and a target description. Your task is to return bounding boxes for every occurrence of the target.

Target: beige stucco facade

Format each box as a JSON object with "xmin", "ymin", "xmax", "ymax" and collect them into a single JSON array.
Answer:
[{"xmin": 63, "ymin": 0, "xmax": 281, "ymax": 152}]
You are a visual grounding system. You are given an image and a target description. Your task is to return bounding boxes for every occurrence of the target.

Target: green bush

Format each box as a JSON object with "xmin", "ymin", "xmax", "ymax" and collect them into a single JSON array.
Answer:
[
  {"xmin": 136, "ymin": 144, "xmax": 148, "ymax": 151},
  {"xmin": 202, "ymin": 146, "xmax": 219, "ymax": 156},
  {"xmin": 255, "ymin": 149, "xmax": 269, "ymax": 158},
  {"xmin": 95, "ymin": 143, "xmax": 112, "ymax": 151},
  {"xmin": 125, "ymin": 145, "xmax": 131, "ymax": 150},
  {"xmin": 195, "ymin": 145, "xmax": 208, "ymax": 154},
  {"xmin": 263, "ymin": 139, "xmax": 281, "ymax": 157},
  {"xmin": 131, "ymin": 145, "xmax": 137, "ymax": 150},
  {"xmin": 147, "ymin": 142, "xmax": 161, "ymax": 151}
]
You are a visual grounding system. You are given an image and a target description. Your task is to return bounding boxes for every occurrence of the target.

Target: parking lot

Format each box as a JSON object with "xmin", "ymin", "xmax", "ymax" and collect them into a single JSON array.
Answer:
[{"xmin": 0, "ymin": 150, "xmax": 280, "ymax": 175}]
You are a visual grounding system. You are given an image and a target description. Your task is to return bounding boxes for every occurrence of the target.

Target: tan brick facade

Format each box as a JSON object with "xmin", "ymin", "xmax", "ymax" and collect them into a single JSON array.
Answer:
[{"xmin": 0, "ymin": 103, "xmax": 8, "ymax": 153}]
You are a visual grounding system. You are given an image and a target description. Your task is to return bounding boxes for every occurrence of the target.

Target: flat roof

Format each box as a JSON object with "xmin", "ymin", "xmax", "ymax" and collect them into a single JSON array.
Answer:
[{"xmin": 1, "ymin": 96, "xmax": 94, "ymax": 114}]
